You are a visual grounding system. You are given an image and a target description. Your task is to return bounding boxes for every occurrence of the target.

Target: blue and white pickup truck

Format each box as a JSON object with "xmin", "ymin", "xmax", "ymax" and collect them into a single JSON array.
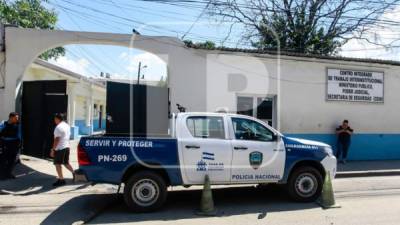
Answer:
[{"xmin": 75, "ymin": 112, "xmax": 336, "ymax": 212}]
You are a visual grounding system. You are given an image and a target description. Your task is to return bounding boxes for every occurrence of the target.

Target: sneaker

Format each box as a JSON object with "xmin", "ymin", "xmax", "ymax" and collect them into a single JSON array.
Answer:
[{"xmin": 53, "ymin": 179, "xmax": 66, "ymax": 187}]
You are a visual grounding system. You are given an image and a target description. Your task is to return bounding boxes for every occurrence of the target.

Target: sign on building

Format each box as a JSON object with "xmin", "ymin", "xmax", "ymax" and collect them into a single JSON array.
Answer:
[{"xmin": 326, "ymin": 68, "xmax": 384, "ymax": 103}]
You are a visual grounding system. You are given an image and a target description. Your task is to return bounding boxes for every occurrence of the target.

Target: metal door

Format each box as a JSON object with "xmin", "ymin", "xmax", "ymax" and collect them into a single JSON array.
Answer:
[{"xmin": 21, "ymin": 80, "xmax": 68, "ymax": 158}]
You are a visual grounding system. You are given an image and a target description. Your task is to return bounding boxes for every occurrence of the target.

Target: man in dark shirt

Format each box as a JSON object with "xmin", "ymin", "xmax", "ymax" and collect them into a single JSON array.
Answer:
[
  {"xmin": 0, "ymin": 112, "xmax": 21, "ymax": 179},
  {"xmin": 336, "ymin": 120, "xmax": 353, "ymax": 164}
]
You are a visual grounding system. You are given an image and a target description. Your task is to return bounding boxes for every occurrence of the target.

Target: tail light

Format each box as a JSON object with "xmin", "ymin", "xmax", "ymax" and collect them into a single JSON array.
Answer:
[{"xmin": 77, "ymin": 144, "xmax": 91, "ymax": 166}]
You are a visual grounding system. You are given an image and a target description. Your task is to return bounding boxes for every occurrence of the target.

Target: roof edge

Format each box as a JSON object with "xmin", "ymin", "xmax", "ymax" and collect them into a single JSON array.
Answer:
[{"xmin": 188, "ymin": 46, "xmax": 400, "ymax": 67}]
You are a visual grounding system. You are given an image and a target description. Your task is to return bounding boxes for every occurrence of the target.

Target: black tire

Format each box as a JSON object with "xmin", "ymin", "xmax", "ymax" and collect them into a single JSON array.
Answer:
[
  {"xmin": 287, "ymin": 166, "xmax": 323, "ymax": 202},
  {"xmin": 123, "ymin": 171, "xmax": 167, "ymax": 212}
]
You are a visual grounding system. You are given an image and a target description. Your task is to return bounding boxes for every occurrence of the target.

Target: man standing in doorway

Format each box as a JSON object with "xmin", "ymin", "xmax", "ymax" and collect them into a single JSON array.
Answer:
[
  {"xmin": 0, "ymin": 112, "xmax": 21, "ymax": 179},
  {"xmin": 51, "ymin": 113, "xmax": 74, "ymax": 187},
  {"xmin": 336, "ymin": 120, "xmax": 354, "ymax": 164}
]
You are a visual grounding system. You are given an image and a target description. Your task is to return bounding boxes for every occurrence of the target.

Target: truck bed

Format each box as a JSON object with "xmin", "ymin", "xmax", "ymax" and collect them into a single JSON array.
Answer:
[{"xmin": 79, "ymin": 136, "xmax": 183, "ymax": 185}]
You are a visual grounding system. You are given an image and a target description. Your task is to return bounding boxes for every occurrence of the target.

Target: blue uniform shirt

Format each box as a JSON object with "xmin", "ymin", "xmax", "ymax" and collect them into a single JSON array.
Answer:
[{"xmin": 0, "ymin": 120, "xmax": 21, "ymax": 141}]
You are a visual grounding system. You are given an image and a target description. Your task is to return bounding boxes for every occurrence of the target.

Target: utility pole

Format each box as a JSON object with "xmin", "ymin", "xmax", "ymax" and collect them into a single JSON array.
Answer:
[
  {"xmin": 136, "ymin": 62, "xmax": 147, "ymax": 84},
  {"xmin": 137, "ymin": 61, "xmax": 141, "ymax": 84}
]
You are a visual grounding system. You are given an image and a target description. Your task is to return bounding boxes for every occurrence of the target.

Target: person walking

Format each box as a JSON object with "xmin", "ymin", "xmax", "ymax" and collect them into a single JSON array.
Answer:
[
  {"xmin": 0, "ymin": 112, "xmax": 21, "ymax": 180},
  {"xmin": 50, "ymin": 113, "xmax": 74, "ymax": 187},
  {"xmin": 336, "ymin": 120, "xmax": 354, "ymax": 164}
]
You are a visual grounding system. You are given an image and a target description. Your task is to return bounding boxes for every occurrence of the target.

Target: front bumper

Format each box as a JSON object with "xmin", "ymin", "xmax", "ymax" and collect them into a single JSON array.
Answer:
[
  {"xmin": 321, "ymin": 155, "xmax": 337, "ymax": 179},
  {"xmin": 74, "ymin": 169, "xmax": 88, "ymax": 183}
]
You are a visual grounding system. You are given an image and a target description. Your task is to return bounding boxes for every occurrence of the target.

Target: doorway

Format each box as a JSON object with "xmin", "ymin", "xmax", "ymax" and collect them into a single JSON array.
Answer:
[{"xmin": 21, "ymin": 80, "xmax": 68, "ymax": 158}]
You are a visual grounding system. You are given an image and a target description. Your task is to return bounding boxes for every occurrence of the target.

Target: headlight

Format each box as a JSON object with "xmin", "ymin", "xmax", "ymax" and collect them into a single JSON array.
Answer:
[{"xmin": 323, "ymin": 146, "xmax": 334, "ymax": 156}]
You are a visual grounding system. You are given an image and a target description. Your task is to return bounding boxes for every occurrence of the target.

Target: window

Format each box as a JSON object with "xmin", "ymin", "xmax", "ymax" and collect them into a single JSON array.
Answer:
[
  {"xmin": 186, "ymin": 116, "xmax": 225, "ymax": 139},
  {"xmin": 237, "ymin": 96, "xmax": 253, "ymax": 116},
  {"xmin": 237, "ymin": 96, "xmax": 274, "ymax": 127},
  {"xmin": 257, "ymin": 97, "xmax": 273, "ymax": 126},
  {"xmin": 232, "ymin": 117, "xmax": 275, "ymax": 142}
]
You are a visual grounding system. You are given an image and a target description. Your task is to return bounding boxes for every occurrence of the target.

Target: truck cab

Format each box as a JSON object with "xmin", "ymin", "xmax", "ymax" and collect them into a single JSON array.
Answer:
[
  {"xmin": 176, "ymin": 112, "xmax": 286, "ymax": 185},
  {"xmin": 76, "ymin": 112, "xmax": 336, "ymax": 212}
]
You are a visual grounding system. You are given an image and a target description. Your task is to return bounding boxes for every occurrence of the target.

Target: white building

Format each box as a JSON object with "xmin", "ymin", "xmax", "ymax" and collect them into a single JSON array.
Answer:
[
  {"xmin": 1, "ymin": 26, "xmax": 399, "ymax": 160},
  {"xmin": 23, "ymin": 59, "xmax": 106, "ymax": 139},
  {"xmin": 173, "ymin": 47, "xmax": 400, "ymax": 161}
]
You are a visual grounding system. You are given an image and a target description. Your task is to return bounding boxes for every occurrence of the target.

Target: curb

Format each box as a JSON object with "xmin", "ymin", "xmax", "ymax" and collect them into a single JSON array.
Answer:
[{"xmin": 336, "ymin": 170, "xmax": 400, "ymax": 178}]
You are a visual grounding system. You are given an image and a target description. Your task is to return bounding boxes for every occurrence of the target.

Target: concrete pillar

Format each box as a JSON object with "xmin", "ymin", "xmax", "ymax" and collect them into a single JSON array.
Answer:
[
  {"xmin": 70, "ymin": 99, "xmax": 76, "ymax": 127},
  {"xmin": 68, "ymin": 84, "xmax": 76, "ymax": 126},
  {"xmin": 68, "ymin": 84, "xmax": 78, "ymax": 139},
  {"xmin": 85, "ymin": 85, "xmax": 93, "ymax": 135}
]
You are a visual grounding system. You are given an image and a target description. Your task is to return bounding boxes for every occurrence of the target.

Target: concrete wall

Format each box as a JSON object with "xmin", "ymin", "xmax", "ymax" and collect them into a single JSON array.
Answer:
[
  {"xmin": 1, "ymin": 27, "xmax": 203, "ymax": 119},
  {"xmin": 173, "ymin": 51, "xmax": 400, "ymax": 160},
  {"xmin": 0, "ymin": 52, "xmax": 4, "ymax": 88},
  {"xmin": 181, "ymin": 51, "xmax": 399, "ymax": 135},
  {"xmin": 2, "ymin": 27, "xmax": 400, "ymax": 160}
]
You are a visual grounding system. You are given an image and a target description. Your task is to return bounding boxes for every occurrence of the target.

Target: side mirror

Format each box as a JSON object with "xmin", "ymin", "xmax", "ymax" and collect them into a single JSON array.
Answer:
[{"xmin": 272, "ymin": 134, "xmax": 281, "ymax": 142}]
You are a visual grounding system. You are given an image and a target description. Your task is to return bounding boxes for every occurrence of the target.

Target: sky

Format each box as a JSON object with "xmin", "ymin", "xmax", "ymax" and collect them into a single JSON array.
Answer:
[{"xmin": 40, "ymin": 0, "xmax": 400, "ymax": 81}]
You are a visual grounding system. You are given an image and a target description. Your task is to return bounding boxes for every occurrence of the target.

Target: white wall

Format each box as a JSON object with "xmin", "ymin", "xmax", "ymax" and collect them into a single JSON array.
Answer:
[
  {"xmin": 2, "ymin": 27, "xmax": 400, "ymax": 135},
  {"xmin": 0, "ymin": 52, "xmax": 4, "ymax": 88},
  {"xmin": 174, "ymin": 51, "xmax": 400, "ymax": 134}
]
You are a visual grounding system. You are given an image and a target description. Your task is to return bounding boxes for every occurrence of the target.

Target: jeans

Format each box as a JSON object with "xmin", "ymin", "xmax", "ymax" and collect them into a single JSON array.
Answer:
[{"xmin": 336, "ymin": 141, "xmax": 350, "ymax": 160}]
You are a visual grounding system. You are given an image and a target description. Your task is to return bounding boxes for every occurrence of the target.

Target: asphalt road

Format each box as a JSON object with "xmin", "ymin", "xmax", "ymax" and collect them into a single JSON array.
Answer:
[
  {"xmin": 88, "ymin": 176, "xmax": 400, "ymax": 225},
  {"xmin": 1, "ymin": 155, "xmax": 400, "ymax": 225}
]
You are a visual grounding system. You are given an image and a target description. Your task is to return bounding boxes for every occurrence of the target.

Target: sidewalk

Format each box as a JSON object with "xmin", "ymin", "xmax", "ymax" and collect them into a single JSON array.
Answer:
[
  {"xmin": 336, "ymin": 160, "xmax": 400, "ymax": 178},
  {"xmin": 0, "ymin": 140, "xmax": 118, "ymax": 225}
]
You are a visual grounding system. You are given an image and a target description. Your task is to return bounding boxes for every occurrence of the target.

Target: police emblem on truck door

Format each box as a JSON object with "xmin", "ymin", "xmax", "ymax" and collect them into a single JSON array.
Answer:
[{"xmin": 249, "ymin": 151, "xmax": 263, "ymax": 170}]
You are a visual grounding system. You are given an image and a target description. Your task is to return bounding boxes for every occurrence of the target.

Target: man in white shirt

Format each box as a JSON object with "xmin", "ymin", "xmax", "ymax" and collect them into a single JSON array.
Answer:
[{"xmin": 51, "ymin": 113, "xmax": 74, "ymax": 187}]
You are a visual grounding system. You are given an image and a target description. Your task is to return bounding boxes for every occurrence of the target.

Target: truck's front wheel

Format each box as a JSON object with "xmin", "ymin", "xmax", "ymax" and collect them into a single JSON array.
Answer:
[
  {"xmin": 123, "ymin": 171, "xmax": 167, "ymax": 212},
  {"xmin": 287, "ymin": 166, "xmax": 323, "ymax": 202}
]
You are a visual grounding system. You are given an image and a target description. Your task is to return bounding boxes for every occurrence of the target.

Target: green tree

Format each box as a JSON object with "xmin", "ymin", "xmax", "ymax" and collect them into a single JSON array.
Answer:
[
  {"xmin": 184, "ymin": 40, "xmax": 216, "ymax": 49},
  {"xmin": 208, "ymin": 0, "xmax": 399, "ymax": 55},
  {"xmin": 0, "ymin": 0, "xmax": 65, "ymax": 60}
]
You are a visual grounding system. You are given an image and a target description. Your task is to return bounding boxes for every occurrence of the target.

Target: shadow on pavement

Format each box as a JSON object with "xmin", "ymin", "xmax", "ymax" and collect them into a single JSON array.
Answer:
[
  {"xmin": 40, "ymin": 194, "xmax": 118, "ymax": 225},
  {"xmin": 0, "ymin": 162, "xmax": 58, "ymax": 196},
  {"xmin": 89, "ymin": 185, "xmax": 319, "ymax": 224}
]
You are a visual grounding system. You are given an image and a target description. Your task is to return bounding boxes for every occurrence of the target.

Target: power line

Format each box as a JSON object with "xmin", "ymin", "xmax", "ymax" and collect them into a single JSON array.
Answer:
[
  {"xmin": 51, "ymin": 0, "xmax": 252, "ymax": 47},
  {"xmin": 58, "ymin": 7, "xmax": 133, "ymax": 76},
  {"xmin": 138, "ymin": 0, "xmax": 400, "ymax": 28},
  {"xmin": 52, "ymin": 1, "xmax": 400, "ymax": 53},
  {"xmin": 181, "ymin": 0, "xmax": 211, "ymax": 39}
]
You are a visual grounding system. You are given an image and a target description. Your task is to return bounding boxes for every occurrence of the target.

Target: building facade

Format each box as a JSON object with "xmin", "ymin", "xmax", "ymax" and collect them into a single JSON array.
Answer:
[
  {"xmin": 174, "ymin": 48, "xmax": 400, "ymax": 160},
  {"xmin": 2, "ymin": 26, "xmax": 399, "ymax": 160},
  {"xmin": 23, "ymin": 59, "xmax": 106, "ymax": 139}
]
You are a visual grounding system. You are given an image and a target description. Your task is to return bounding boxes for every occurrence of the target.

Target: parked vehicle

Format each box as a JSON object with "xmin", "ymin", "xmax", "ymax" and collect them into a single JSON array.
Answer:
[{"xmin": 75, "ymin": 113, "xmax": 336, "ymax": 212}]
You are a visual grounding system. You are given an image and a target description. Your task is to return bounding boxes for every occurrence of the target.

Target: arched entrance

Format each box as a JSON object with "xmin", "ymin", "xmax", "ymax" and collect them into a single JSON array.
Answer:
[{"xmin": 2, "ymin": 26, "xmax": 208, "ymax": 118}]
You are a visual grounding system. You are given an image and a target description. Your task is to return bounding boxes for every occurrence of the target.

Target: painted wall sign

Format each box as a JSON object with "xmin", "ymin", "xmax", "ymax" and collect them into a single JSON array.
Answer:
[{"xmin": 326, "ymin": 69, "xmax": 384, "ymax": 103}]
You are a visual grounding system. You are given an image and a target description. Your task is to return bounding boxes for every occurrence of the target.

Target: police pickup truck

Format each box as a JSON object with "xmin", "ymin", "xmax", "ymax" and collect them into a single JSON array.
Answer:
[{"xmin": 75, "ymin": 112, "xmax": 336, "ymax": 212}]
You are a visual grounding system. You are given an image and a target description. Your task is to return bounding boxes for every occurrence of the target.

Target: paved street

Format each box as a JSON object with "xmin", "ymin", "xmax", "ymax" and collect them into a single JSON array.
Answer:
[
  {"xmin": 1, "ymin": 153, "xmax": 400, "ymax": 225},
  {"xmin": 89, "ymin": 176, "xmax": 400, "ymax": 225}
]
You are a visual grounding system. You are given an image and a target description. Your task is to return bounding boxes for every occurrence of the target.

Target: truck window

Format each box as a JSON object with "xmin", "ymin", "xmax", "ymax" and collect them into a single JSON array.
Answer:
[
  {"xmin": 186, "ymin": 116, "xmax": 225, "ymax": 139},
  {"xmin": 231, "ymin": 117, "xmax": 274, "ymax": 142}
]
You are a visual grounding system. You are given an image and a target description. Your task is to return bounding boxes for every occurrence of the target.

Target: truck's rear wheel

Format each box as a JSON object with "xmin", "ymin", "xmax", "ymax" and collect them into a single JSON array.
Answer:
[
  {"xmin": 123, "ymin": 171, "xmax": 167, "ymax": 212},
  {"xmin": 287, "ymin": 166, "xmax": 323, "ymax": 202}
]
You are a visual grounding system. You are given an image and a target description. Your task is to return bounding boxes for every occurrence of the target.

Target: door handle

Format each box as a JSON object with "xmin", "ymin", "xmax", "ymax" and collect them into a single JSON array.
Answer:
[
  {"xmin": 185, "ymin": 145, "xmax": 200, "ymax": 149},
  {"xmin": 234, "ymin": 146, "xmax": 248, "ymax": 150}
]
